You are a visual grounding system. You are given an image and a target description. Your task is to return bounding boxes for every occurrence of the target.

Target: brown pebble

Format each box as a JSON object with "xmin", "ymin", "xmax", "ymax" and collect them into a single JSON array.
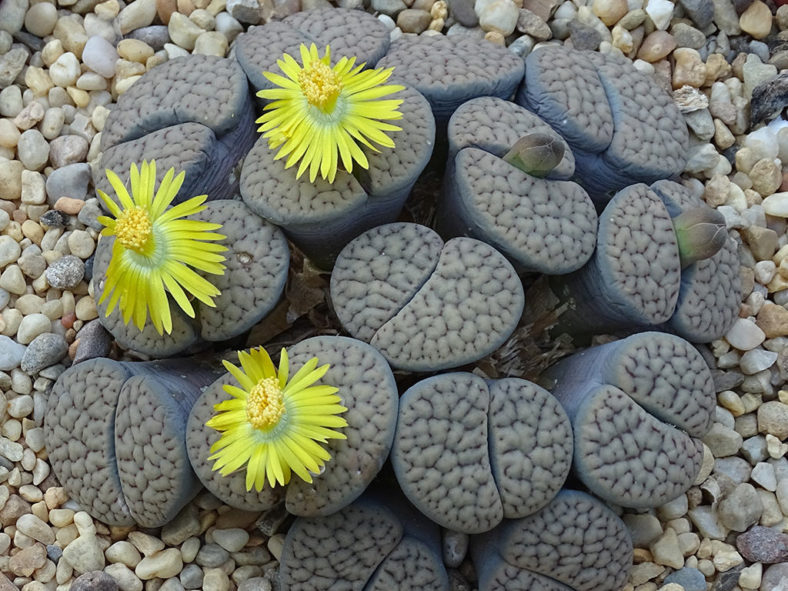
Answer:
[
  {"xmin": 8, "ymin": 542, "xmax": 47, "ymax": 576},
  {"xmin": 54, "ymin": 196, "xmax": 85, "ymax": 215},
  {"xmin": 780, "ymin": 171, "xmax": 788, "ymax": 192},
  {"xmin": 0, "ymin": 494, "xmax": 32, "ymax": 527},
  {"xmin": 177, "ymin": 0, "xmax": 195, "ymax": 14},
  {"xmin": 156, "ymin": 0, "xmax": 177, "ymax": 23},
  {"xmin": 61, "ymin": 311, "xmax": 76, "ymax": 329},
  {"xmin": 12, "ymin": 209, "xmax": 26, "ymax": 223},
  {"xmin": 68, "ymin": 339, "xmax": 79, "ymax": 360},
  {"xmin": 757, "ymin": 301, "xmax": 788, "ymax": 338}
]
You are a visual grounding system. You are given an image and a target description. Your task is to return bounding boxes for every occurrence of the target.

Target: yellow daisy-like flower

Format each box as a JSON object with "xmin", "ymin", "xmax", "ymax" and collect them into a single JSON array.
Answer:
[
  {"xmin": 96, "ymin": 160, "xmax": 228, "ymax": 335},
  {"xmin": 206, "ymin": 346, "xmax": 348, "ymax": 491},
  {"xmin": 256, "ymin": 43, "xmax": 405, "ymax": 183}
]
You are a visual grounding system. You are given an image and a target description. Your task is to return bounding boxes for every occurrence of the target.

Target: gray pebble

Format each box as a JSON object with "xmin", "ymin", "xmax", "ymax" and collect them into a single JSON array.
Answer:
[
  {"xmin": 623, "ymin": 513, "xmax": 663, "ymax": 547},
  {"xmin": 751, "ymin": 461, "xmax": 777, "ymax": 491},
  {"xmin": 71, "ymin": 571, "xmax": 119, "ymax": 591},
  {"xmin": 18, "ymin": 245, "xmax": 46, "ymax": 279},
  {"xmin": 718, "ymin": 482, "xmax": 763, "ymax": 531},
  {"xmin": 741, "ymin": 435, "xmax": 768, "ymax": 464},
  {"xmin": 49, "ymin": 134, "xmax": 89, "ymax": 168},
  {"xmin": 17, "ymin": 129, "xmax": 49, "ymax": 171},
  {"xmin": 238, "ymin": 579, "xmax": 272, "ymax": 591},
  {"xmin": 180, "ymin": 564, "xmax": 204, "ymax": 590},
  {"xmin": 0, "ymin": 85, "xmax": 22, "ymax": 117},
  {"xmin": 21, "ymin": 332, "xmax": 69, "ymax": 374},
  {"xmin": 442, "ymin": 530, "xmax": 468, "ymax": 568},
  {"xmin": 371, "ymin": 0, "xmax": 407, "ymax": 16},
  {"xmin": 663, "ymin": 566, "xmax": 707, "ymax": 591},
  {"xmin": 45, "ymin": 162, "xmax": 91, "ymax": 204},
  {"xmin": 0, "ymin": 0, "xmax": 28, "ymax": 34},
  {"xmin": 77, "ymin": 198, "xmax": 104, "ymax": 231},
  {"xmin": 128, "ymin": 25, "xmax": 170, "ymax": 50},
  {"xmin": 195, "ymin": 543, "xmax": 229, "ymax": 568},
  {"xmin": 568, "ymin": 20, "xmax": 602, "ymax": 50},
  {"xmin": 0, "ymin": 335, "xmax": 25, "ymax": 371},
  {"xmin": 0, "ymin": 47, "xmax": 27, "ymax": 88},
  {"xmin": 714, "ymin": 456, "xmax": 753, "ymax": 483},
  {"xmin": 47, "ymin": 544, "xmax": 63, "ymax": 563},
  {"xmin": 448, "ymin": 0, "xmax": 478, "ymax": 26},
  {"xmin": 45, "ymin": 254, "xmax": 85, "ymax": 289}
]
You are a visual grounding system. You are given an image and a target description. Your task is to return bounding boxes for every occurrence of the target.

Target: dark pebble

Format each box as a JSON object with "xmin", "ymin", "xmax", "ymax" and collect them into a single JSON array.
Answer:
[
  {"xmin": 712, "ymin": 565, "xmax": 744, "ymax": 591},
  {"xmin": 40, "ymin": 210, "xmax": 69, "ymax": 228},
  {"xmin": 664, "ymin": 567, "xmax": 706, "ymax": 591},
  {"xmin": 12, "ymin": 30, "xmax": 44, "ymax": 51},
  {"xmin": 712, "ymin": 369, "xmax": 744, "ymax": 392},
  {"xmin": 447, "ymin": 0, "xmax": 478, "ymax": 26},
  {"xmin": 84, "ymin": 254, "xmax": 94, "ymax": 281},
  {"xmin": 73, "ymin": 319, "xmax": 113, "ymax": 365},
  {"xmin": 568, "ymin": 20, "xmax": 602, "ymax": 51},
  {"xmin": 678, "ymin": 0, "xmax": 713, "ymax": 28},
  {"xmin": 71, "ymin": 571, "xmax": 119, "ymax": 591},
  {"xmin": 736, "ymin": 525, "xmax": 788, "ymax": 563},
  {"xmin": 751, "ymin": 71, "xmax": 788, "ymax": 127}
]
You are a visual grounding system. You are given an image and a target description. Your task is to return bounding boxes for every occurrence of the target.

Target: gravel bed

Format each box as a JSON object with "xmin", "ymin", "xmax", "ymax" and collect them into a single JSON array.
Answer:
[{"xmin": 0, "ymin": 0, "xmax": 787, "ymax": 590}]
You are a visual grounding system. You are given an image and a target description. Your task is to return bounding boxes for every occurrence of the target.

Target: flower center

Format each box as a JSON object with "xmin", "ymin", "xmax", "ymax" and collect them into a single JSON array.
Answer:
[
  {"xmin": 247, "ymin": 377, "xmax": 285, "ymax": 430},
  {"xmin": 299, "ymin": 61, "xmax": 341, "ymax": 111},
  {"xmin": 115, "ymin": 206, "xmax": 153, "ymax": 253}
]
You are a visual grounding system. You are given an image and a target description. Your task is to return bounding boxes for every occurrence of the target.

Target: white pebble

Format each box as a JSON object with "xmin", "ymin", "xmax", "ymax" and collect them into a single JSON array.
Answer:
[
  {"xmin": 739, "ymin": 348, "xmax": 778, "ymax": 374},
  {"xmin": 762, "ymin": 192, "xmax": 788, "ymax": 218},
  {"xmin": 726, "ymin": 318, "xmax": 766, "ymax": 351},
  {"xmin": 17, "ymin": 129, "xmax": 50, "ymax": 171},
  {"xmin": 751, "ymin": 462, "xmax": 777, "ymax": 491},
  {"xmin": 49, "ymin": 52, "xmax": 81, "ymax": 88},
  {"xmin": 16, "ymin": 313, "xmax": 51, "ymax": 345},
  {"xmin": 644, "ymin": 0, "xmax": 673, "ymax": 29},
  {"xmin": 82, "ymin": 36, "xmax": 119, "ymax": 78}
]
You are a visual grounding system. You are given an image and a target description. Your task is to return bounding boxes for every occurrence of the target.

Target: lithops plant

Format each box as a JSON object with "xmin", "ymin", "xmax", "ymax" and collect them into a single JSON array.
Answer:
[
  {"xmin": 649, "ymin": 180, "xmax": 741, "ymax": 342},
  {"xmin": 548, "ymin": 183, "xmax": 682, "ymax": 336},
  {"xmin": 279, "ymin": 492, "xmax": 449, "ymax": 591},
  {"xmin": 391, "ymin": 373, "xmax": 572, "ymax": 534},
  {"xmin": 517, "ymin": 45, "xmax": 688, "ymax": 203},
  {"xmin": 240, "ymin": 83, "xmax": 434, "ymax": 269},
  {"xmin": 97, "ymin": 55, "xmax": 255, "ymax": 204},
  {"xmin": 376, "ymin": 35, "xmax": 525, "ymax": 125},
  {"xmin": 471, "ymin": 489, "xmax": 633, "ymax": 591},
  {"xmin": 186, "ymin": 336, "xmax": 399, "ymax": 517},
  {"xmin": 330, "ymin": 223, "xmax": 525, "ymax": 372},
  {"xmin": 235, "ymin": 8, "xmax": 391, "ymax": 94},
  {"xmin": 44, "ymin": 357, "xmax": 223, "ymax": 527},
  {"xmin": 439, "ymin": 96, "xmax": 597, "ymax": 274},
  {"xmin": 93, "ymin": 199, "xmax": 289, "ymax": 357},
  {"xmin": 541, "ymin": 331, "xmax": 715, "ymax": 508}
]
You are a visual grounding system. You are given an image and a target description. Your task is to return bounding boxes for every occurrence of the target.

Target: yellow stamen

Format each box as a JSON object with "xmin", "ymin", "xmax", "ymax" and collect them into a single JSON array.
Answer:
[
  {"xmin": 298, "ymin": 61, "xmax": 341, "ymax": 111},
  {"xmin": 115, "ymin": 206, "xmax": 152, "ymax": 253},
  {"xmin": 246, "ymin": 377, "xmax": 285, "ymax": 430}
]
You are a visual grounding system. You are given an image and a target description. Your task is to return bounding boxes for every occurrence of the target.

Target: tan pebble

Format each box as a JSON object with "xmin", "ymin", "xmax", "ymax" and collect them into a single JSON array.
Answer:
[
  {"xmin": 43, "ymin": 486, "xmax": 68, "ymax": 510},
  {"xmin": 637, "ymin": 30, "xmax": 676, "ymax": 62},
  {"xmin": 718, "ymin": 390, "xmax": 745, "ymax": 416},
  {"xmin": 612, "ymin": 25, "xmax": 634, "ymax": 53},
  {"xmin": 0, "ymin": 119, "xmax": 21, "ymax": 149},
  {"xmin": 95, "ymin": 0, "xmax": 121, "ymax": 18},
  {"xmin": 756, "ymin": 302, "xmax": 788, "ymax": 338},
  {"xmin": 49, "ymin": 508, "xmax": 74, "ymax": 527},
  {"xmin": 177, "ymin": 0, "xmax": 195, "ymax": 14},
  {"xmin": 633, "ymin": 548, "xmax": 653, "ymax": 563},
  {"xmin": 117, "ymin": 39, "xmax": 155, "ymax": 63},
  {"xmin": 484, "ymin": 30, "xmax": 506, "ymax": 44},
  {"xmin": 114, "ymin": 75, "xmax": 143, "ymax": 96},
  {"xmin": 54, "ymin": 197, "xmax": 85, "ymax": 215},
  {"xmin": 705, "ymin": 53, "xmax": 731, "ymax": 85},
  {"xmin": 672, "ymin": 47, "xmax": 706, "ymax": 89},
  {"xmin": 592, "ymin": 0, "xmax": 627, "ymax": 26},
  {"xmin": 41, "ymin": 39, "xmax": 65, "ymax": 68},
  {"xmin": 749, "ymin": 158, "xmax": 782, "ymax": 196},
  {"xmin": 25, "ymin": 67, "xmax": 54, "ymax": 97},
  {"xmin": 21, "ymin": 220, "xmax": 44, "ymax": 245},
  {"xmin": 740, "ymin": 0, "xmax": 773, "ymax": 39},
  {"xmin": 66, "ymin": 87, "xmax": 90, "ymax": 109},
  {"xmin": 714, "ymin": 118, "xmax": 735, "ymax": 150},
  {"xmin": 428, "ymin": 17, "xmax": 445, "ymax": 30}
]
